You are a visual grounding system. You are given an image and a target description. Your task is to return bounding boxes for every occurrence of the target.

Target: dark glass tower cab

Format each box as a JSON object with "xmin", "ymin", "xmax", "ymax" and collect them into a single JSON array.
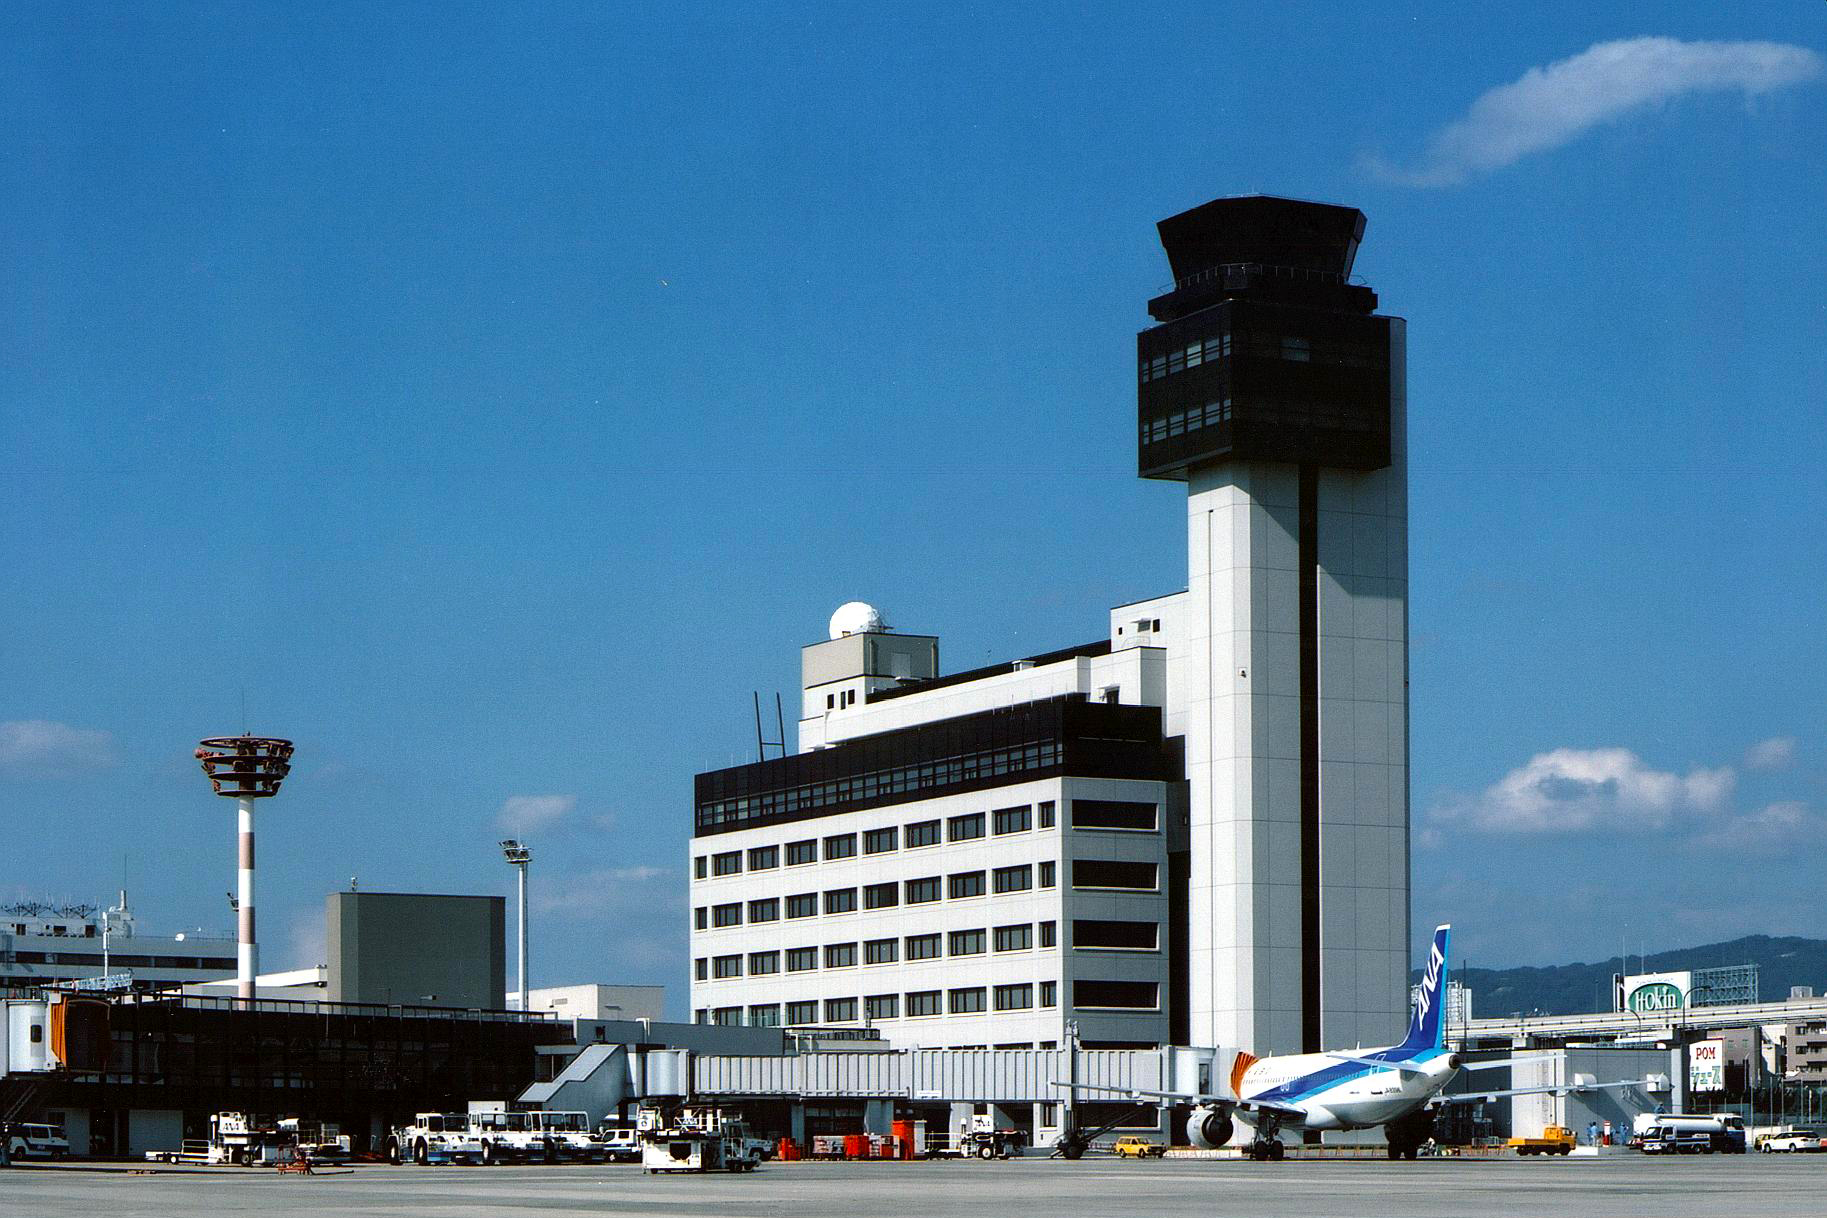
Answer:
[{"xmin": 1137, "ymin": 195, "xmax": 1392, "ymax": 480}]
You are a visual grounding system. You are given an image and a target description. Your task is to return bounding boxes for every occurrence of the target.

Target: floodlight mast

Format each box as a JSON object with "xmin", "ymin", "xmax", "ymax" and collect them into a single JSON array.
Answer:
[
  {"xmin": 196, "ymin": 735, "xmax": 294, "ymax": 1001},
  {"xmin": 501, "ymin": 840, "xmax": 531, "ymax": 1011}
]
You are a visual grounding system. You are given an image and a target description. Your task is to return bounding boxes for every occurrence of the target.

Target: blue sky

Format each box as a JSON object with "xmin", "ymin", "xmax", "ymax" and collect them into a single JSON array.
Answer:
[{"xmin": 3, "ymin": 4, "xmax": 1824, "ymax": 1006}]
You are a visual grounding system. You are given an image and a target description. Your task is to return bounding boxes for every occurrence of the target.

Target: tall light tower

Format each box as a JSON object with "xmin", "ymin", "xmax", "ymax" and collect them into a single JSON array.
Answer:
[
  {"xmin": 196, "ymin": 735, "xmax": 294, "ymax": 1000},
  {"xmin": 501, "ymin": 839, "xmax": 531, "ymax": 1011}
]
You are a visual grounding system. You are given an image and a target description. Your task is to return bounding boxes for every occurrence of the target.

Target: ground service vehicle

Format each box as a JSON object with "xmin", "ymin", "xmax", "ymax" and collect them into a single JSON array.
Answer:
[
  {"xmin": 598, "ymin": 1124, "xmax": 641, "ymax": 1163},
  {"xmin": 1509, "ymin": 1126, "xmax": 1576, "ymax": 1156},
  {"xmin": 1631, "ymin": 1113, "xmax": 1745, "ymax": 1154},
  {"xmin": 956, "ymin": 1113, "xmax": 1025, "ymax": 1159},
  {"xmin": 1113, "ymin": 1135, "xmax": 1167, "ymax": 1159},
  {"xmin": 1761, "ymin": 1130, "xmax": 1825, "ymax": 1153},
  {"xmin": 387, "ymin": 1114, "xmax": 485, "ymax": 1165},
  {"xmin": 4, "ymin": 1122, "xmax": 70, "ymax": 1160},
  {"xmin": 637, "ymin": 1105, "xmax": 763, "ymax": 1173}
]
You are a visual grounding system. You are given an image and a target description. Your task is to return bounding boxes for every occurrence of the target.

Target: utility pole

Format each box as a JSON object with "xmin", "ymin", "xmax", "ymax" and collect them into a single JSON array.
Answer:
[{"xmin": 501, "ymin": 840, "xmax": 532, "ymax": 1011}]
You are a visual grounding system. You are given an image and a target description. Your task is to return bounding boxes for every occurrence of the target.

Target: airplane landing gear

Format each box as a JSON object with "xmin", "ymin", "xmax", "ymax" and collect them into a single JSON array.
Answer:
[
  {"xmin": 1384, "ymin": 1110, "xmax": 1434, "ymax": 1161},
  {"xmin": 1246, "ymin": 1138, "xmax": 1285, "ymax": 1161}
]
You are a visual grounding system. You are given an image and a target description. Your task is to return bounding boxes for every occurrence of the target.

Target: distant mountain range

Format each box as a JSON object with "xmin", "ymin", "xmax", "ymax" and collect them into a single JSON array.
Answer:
[{"xmin": 1411, "ymin": 936, "xmax": 1827, "ymax": 1018}]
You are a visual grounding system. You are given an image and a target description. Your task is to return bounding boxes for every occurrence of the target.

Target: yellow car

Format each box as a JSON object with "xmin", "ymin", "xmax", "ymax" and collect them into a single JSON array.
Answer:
[{"xmin": 1112, "ymin": 1136, "xmax": 1167, "ymax": 1159}]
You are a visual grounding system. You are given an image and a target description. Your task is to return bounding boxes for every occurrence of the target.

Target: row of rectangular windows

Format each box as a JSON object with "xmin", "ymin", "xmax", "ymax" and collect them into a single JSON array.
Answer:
[
  {"xmin": 1139, "ymin": 333, "xmax": 1386, "ymax": 384},
  {"xmin": 695, "ymin": 800, "xmax": 1160, "ymax": 880},
  {"xmin": 694, "ymin": 859, "xmax": 1158, "ymax": 930},
  {"xmin": 696, "ymin": 803, "xmax": 1055, "ymax": 878},
  {"xmin": 697, "ymin": 922, "xmax": 1058, "ymax": 979},
  {"xmin": 1140, "ymin": 395, "xmax": 1382, "ymax": 448},
  {"xmin": 693, "ymin": 980, "xmax": 1159, "ymax": 1026}
]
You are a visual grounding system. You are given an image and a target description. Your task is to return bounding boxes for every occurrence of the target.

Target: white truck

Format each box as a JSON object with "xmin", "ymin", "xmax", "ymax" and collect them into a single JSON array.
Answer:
[
  {"xmin": 471, "ymin": 1109, "xmax": 607, "ymax": 1163},
  {"xmin": 1632, "ymin": 1113, "xmax": 1746, "ymax": 1154},
  {"xmin": 5, "ymin": 1122, "xmax": 70, "ymax": 1160},
  {"xmin": 598, "ymin": 1122, "xmax": 642, "ymax": 1163},
  {"xmin": 387, "ymin": 1113, "xmax": 486, "ymax": 1165},
  {"xmin": 638, "ymin": 1105, "xmax": 764, "ymax": 1173}
]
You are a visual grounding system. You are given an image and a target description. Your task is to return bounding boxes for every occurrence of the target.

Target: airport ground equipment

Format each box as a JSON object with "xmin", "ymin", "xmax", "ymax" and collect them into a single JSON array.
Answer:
[
  {"xmin": 4, "ymin": 1121, "xmax": 69, "ymax": 1160},
  {"xmin": 386, "ymin": 1113, "xmax": 485, "ymax": 1165},
  {"xmin": 597, "ymin": 1123, "xmax": 641, "ymax": 1162},
  {"xmin": 1050, "ymin": 1103, "xmax": 1157, "ymax": 1160},
  {"xmin": 1760, "ymin": 1130, "xmax": 1825, "ymax": 1153},
  {"xmin": 951, "ymin": 1112, "xmax": 1025, "ymax": 1160},
  {"xmin": 1112, "ymin": 1135, "xmax": 1167, "ymax": 1159},
  {"xmin": 1629, "ymin": 1113, "xmax": 1745, "ymax": 1154},
  {"xmin": 637, "ymin": 1104, "xmax": 762, "ymax": 1173},
  {"xmin": 1509, "ymin": 1125, "xmax": 1575, "ymax": 1156},
  {"xmin": 471, "ymin": 1108, "xmax": 605, "ymax": 1163}
]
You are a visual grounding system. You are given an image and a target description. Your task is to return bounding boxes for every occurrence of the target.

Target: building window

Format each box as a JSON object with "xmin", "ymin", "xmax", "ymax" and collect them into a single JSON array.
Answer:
[
  {"xmin": 1040, "ymin": 981, "xmax": 1057, "ymax": 1007},
  {"xmin": 787, "ymin": 839, "xmax": 817, "ymax": 866},
  {"xmin": 864, "ymin": 826, "xmax": 898, "ymax": 854},
  {"xmin": 1072, "ymin": 919, "xmax": 1158, "ymax": 950},
  {"xmin": 948, "ymin": 813, "xmax": 985, "ymax": 842},
  {"xmin": 905, "ymin": 932, "xmax": 941, "ymax": 961},
  {"xmin": 824, "ymin": 833, "xmax": 857, "ymax": 861},
  {"xmin": 748, "ymin": 897, "xmax": 779, "ymax": 923},
  {"xmin": 949, "ymin": 929, "xmax": 986, "ymax": 957},
  {"xmin": 787, "ymin": 893, "xmax": 818, "ymax": 919},
  {"xmin": 693, "ymin": 856, "xmax": 707, "ymax": 879},
  {"xmin": 694, "ymin": 907, "xmax": 708, "ymax": 930},
  {"xmin": 713, "ymin": 1007, "xmax": 741, "ymax": 1026},
  {"xmin": 712, "ymin": 903, "xmax": 742, "ymax": 928},
  {"xmin": 749, "ymin": 950, "xmax": 779, "ymax": 975},
  {"xmin": 992, "ymin": 864, "xmax": 1031, "ymax": 894},
  {"xmin": 906, "ymin": 876, "xmax": 942, "ymax": 904},
  {"xmin": 712, "ymin": 955, "xmax": 742, "ymax": 979},
  {"xmin": 907, "ymin": 820, "xmax": 941, "ymax": 848},
  {"xmin": 748, "ymin": 844, "xmax": 778, "ymax": 870},
  {"xmin": 865, "ymin": 938, "xmax": 899, "ymax": 965},
  {"xmin": 712, "ymin": 851, "xmax": 742, "ymax": 876},
  {"xmin": 695, "ymin": 1009, "xmax": 708, "ymax": 1024},
  {"xmin": 694, "ymin": 958, "xmax": 708, "ymax": 981},
  {"xmin": 866, "ymin": 993, "xmax": 899, "ymax": 1021},
  {"xmin": 824, "ymin": 888, "xmax": 858, "ymax": 915},
  {"xmin": 1073, "ymin": 980, "xmax": 1159, "ymax": 1009},
  {"xmin": 994, "ymin": 924, "xmax": 1032, "ymax": 952},
  {"xmin": 992, "ymin": 805, "xmax": 1031, "ymax": 835},
  {"xmin": 1039, "ymin": 801, "xmax": 1055, "ymax": 828},
  {"xmin": 1039, "ymin": 861, "xmax": 1056, "ymax": 888},
  {"xmin": 1072, "ymin": 860, "xmax": 1158, "ymax": 891},
  {"xmin": 907, "ymin": 990, "xmax": 942, "ymax": 1017},
  {"xmin": 949, "ymin": 871, "xmax": 986, "ymax": 900},
  {"xmin": 1070, "ymin": 800, "xmax": 1158, "ymax": 831},
  {"xmin": 949, "ymin": 987, "xmax": 987, "ymax": 1014},
  {"xmin": 824, "ymin": 942, "xmax": 857, "ymax": 969},
  {"xmin": 825, "ymin": 997, "xmax": 857, "ymax": 1023},
  {"xmin": 826, "ymin": 693, "xmax": 836, "ymax": 709},
  {"xmin": 994, "ymin": 984, "xmax": 1033, "ymax": 1011},
  {"xmin": 749, "ymin": 1003, "xmax": 780, "ymax": 1027},
  {"xmin": 864, "ymin": 882, "xmax": 899, "ymax": 910},
  {"xmin": 1039, "ymin": 920, "xmax": 1057, "ymax": 948},
  {"xmin": 786, "ymin": 947, "xmax": 818, "ymax": 972},
  {"xmin": 786, "ymin": 1000, "xmax": 818, "ymax": 1025}
]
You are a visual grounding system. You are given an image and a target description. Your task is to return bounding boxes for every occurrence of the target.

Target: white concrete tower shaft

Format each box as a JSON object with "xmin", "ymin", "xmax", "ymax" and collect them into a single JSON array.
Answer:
[
  {"xmin": 516, "ymin": 857, "xmax": 529, "ymax": 1011},
  {"xmin": 1182, "ymin": 322, "xmax": 1409, "ymax": 1056}
]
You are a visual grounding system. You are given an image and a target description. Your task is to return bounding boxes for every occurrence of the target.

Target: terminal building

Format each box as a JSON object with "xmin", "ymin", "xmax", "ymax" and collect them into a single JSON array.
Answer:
[
  {"xmin": 2, "ymin": 897, "xmax": 237, "ymax": 993},
  {"xmin": 690, "ymin": 195, "xmax": 1411, "ymax": 1058}
]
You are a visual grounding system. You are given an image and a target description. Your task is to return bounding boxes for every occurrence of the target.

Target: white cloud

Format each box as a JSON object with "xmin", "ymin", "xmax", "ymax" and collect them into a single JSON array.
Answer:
[
  {"xmin": 1431, "ymin": 746, "xmax": 1734, "ymax": 833},
  {"xmin": 0, "ymin": 719, "xmax": 118, "ymax": 774},
  {"xmin": 1690, "ymin": 799, "xmax": 1819, "ymax": 853},
  {"xmin": 1367, "ymin": 37, "xmax": 1823, "ymax": 187},
  {"xmin": 530, "ymin": 865, "xmax": 684, "ymax": 974},
  {"xmin": 1745, "ymin": 736, "xmax": 1797, "ymax": 770},
  {"xmin": 496, "ymin": 794, "xmax": 577, "ymax": 834}
]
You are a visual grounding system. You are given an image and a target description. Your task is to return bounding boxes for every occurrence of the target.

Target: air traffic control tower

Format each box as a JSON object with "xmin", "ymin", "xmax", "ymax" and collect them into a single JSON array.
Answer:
[{"xmin": 1139, "ymin": 196, "xmax": 1409, "ymax": 1058}]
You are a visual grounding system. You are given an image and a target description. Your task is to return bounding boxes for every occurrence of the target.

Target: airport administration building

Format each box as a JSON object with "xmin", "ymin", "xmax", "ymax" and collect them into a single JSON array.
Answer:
[{"xmin": 690, "ymin": 195, "xmax": 1411, "ymax": 1059}]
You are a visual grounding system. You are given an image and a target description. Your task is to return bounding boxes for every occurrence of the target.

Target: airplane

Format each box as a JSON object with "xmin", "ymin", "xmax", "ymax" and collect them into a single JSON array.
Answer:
[{"xmin": 1057, "ymin": 923, "xmax": 1658, "ymax": 1161}]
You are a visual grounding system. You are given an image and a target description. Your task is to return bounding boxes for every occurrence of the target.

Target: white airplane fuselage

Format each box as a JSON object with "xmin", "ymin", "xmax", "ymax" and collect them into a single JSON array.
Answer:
[{"xmin": 1232, "ymin": 1047, "xmax": 1460, "ymax": 1132}]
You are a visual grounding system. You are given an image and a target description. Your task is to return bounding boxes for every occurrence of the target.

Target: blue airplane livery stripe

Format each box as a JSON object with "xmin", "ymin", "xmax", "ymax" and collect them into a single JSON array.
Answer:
[{"xmin": 1252, "ymin": 1048, "xmax": 1447, "ymax": 1105}]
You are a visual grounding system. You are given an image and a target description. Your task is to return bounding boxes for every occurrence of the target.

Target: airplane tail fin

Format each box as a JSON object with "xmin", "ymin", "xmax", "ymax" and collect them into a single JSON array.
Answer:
[{"xmin": 1397, "ymin": 924, "xmax": 1452, "ymax": 1054}]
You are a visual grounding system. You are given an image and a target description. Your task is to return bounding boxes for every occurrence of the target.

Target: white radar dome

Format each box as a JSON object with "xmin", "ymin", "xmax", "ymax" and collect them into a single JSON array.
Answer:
[{"xmin": 829, "ymin": 601, "xmax": 886, "ymax": 639}]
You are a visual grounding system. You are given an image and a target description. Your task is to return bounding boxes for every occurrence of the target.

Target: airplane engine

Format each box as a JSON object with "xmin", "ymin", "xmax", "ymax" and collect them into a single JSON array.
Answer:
[{"xmin": 1186, "ymin": 1107, "xmax": 1235, "ymax": 1149}]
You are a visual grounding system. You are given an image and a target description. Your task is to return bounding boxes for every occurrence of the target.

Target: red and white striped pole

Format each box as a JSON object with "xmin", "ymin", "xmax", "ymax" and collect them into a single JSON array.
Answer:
[{"xmin": 197, "ymin": 736, "xmax": 293, "ymax": 1003}]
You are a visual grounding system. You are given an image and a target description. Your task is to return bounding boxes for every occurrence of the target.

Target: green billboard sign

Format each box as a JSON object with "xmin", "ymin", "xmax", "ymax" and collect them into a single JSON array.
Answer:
[{"xmin": 1628, "ymin": 981, "xmax": 1685, "ymax": 1014}]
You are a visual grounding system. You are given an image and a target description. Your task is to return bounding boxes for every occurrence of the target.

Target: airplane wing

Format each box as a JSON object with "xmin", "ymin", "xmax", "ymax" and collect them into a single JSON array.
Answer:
[
  {"xmin": 1431, "ymin": 1077, "xmax": 1658, "ymax": 1107},
  {"xmin": 1051, "ymin": 1081, "xmax": 1308, "ymax": 1124},
  {"xmin": 1325, "ymin": 1053, "xmax": 1428, "ymax": 1075}
]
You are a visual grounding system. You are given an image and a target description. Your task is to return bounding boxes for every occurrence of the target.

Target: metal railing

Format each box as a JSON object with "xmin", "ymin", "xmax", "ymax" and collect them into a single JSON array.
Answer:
[{"xmin": 1160, "ymin": 261, "xmax": 1348, "ymax": 294}]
